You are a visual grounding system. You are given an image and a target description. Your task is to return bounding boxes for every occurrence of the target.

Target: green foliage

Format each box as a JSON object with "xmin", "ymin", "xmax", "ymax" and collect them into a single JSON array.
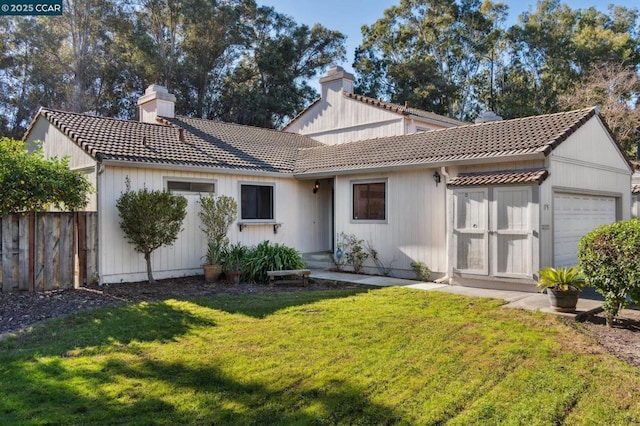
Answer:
[
  {"xmin": 205, "ymin": 241, "xmax": 227, "ymax": 266},
  {"xmin": 116, "ymin": 178, "xmax": 187, "ymax": 283},
  {"xmin": 0, "ymin": 138, "xmax": 92, "ymax": 216},
  {"xmin": 536, "ymin": 266, "xmax": 587, "ymax": 292},
  {"xmin": 336, "ymin": 232, "xmax": 369, "ymax": 274},
  {"xmin": 198, "ymin": 194, "xmax": 238, "ymax": 244},
  {"xmin": 223, "ymin": 241, "xmax": 248, "ymax": 271},
  {"xmin": 578, "ymin": 219, "xmax": 640, "ymax": 326},
  {"xmin": 410, "ymin": 261, "xmax": 431, "ymax": 282},
  {"xmin": 242, "ymin": 240, "xmax": 305, "ymax": 283}
]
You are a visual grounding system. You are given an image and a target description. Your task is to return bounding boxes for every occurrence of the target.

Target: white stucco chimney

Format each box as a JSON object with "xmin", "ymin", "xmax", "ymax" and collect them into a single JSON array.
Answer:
[
  {"xmin": 137, "ymin": 84, "xmax": 176, "ymax": 123},
  {"xmin": 319, "ymin": 65, "xmax": 355, "ymax": 99}
]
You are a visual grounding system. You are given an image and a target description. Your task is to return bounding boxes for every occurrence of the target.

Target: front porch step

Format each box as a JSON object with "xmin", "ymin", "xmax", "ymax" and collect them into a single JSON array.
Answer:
[{"xmin": 302, "ymin": 252, "xmax": 335, "ymax": 270}]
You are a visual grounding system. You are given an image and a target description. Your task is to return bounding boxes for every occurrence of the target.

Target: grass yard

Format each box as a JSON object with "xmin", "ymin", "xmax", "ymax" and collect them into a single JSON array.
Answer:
[{"xmin": 1, "ymin": 286, "xmax": 640, "ymax": 425}]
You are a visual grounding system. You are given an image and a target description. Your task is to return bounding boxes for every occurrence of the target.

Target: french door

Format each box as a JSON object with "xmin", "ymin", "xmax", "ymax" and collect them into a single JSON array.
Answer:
[{"xmin": 453, "ymin": 186, "xmax": 532, "ymax": 278}]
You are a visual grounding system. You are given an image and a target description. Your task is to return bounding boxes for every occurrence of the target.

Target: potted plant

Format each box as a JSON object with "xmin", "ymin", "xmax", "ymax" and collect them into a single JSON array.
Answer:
[
  {"xmin": 198, "ymin": 194, "xmax": 238, "ymax": 282},
  {"xmin": 536, "ymin": 266, "xmax": 588, "ymax": 312},
  {"xmin": 223, "ymin": 242, "xmax": 246, "ymax": 284},
  {"xmin": 203, "ymin": 241, "xmax": 226, "ymax": 282}
]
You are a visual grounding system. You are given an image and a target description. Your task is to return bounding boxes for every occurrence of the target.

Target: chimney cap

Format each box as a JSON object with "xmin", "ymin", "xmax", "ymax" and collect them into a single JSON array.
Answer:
[
  {"xmin": 475, "ymin": 110, "xmax": 503, "ymax": 124},
  {"xmin": 319, "ymin": 65, "xmax": 355, "ymax": 85},
  {"xmin": 138, "ymin": 84, "xmax": 176, "ymax": 106}
]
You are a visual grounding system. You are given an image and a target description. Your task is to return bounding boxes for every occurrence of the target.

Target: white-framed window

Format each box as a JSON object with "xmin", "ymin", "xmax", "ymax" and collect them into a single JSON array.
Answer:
[
  {"xmin": 165, "ymin": 178, "xmax": 215, "ymax": 194},
  {"xmin": 240, "ymin": 182, "xmax": 275, "ymax": 221},
  {"xmin": 352, "ymin": 179, "xmax": 387, "ymax": 222}
]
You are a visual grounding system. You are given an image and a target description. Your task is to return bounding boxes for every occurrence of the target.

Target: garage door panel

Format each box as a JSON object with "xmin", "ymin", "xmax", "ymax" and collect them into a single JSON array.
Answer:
[{"xmin": 553, "ymin": 193, "xmax": 615, "ymax": 267}]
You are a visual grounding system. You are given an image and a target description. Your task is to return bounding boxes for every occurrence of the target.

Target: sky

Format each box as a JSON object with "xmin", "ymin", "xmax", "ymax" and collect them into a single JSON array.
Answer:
[{"xmin": 258, "ymin": 0, "xmax": 639, "ymax": 84}]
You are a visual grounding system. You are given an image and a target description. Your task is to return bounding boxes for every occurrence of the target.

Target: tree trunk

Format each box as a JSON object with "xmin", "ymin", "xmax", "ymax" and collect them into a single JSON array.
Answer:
[{"xmin": 144, "ymin": 251, "xmax": 155, "ymax": 284}]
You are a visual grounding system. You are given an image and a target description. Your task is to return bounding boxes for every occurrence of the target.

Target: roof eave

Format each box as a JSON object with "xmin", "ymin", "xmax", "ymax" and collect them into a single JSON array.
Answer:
[
  {"xmin": 293, "ymin": 152, "xmax": 546, "ymax": 179},
  {"xmin": 100, "ymin": 159, "xmax": 295, "ymax": 178}
]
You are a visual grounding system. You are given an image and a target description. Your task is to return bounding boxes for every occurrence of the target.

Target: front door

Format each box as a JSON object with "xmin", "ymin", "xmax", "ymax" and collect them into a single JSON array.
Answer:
[{"xmin": 454, "ymin": 187, "xmax": 532, "ymax": 278}]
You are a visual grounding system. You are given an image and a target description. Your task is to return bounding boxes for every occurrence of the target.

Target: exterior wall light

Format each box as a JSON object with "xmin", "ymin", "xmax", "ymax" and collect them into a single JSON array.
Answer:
[
  {"xmin": 433, "ymin": 171, "xmax": 441, "ymax": 185},
  {"xmin": 313, "ymin": 180, "xmax": 320, "ymax": 194}
]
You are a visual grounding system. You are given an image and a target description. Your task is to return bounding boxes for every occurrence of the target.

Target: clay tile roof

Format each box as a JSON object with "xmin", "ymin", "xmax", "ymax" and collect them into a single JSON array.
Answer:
[
  {"xmin": 294, "ymin": 107, "xmax": 597, "ymax": 176},
  {"xmin": 448, "ymin": 169, "xmax": 549, "ymax": 187},
  {"xmin": 342, "ymin": 92, "xmax": 465, "ymax": 126},
  {"xmin": 36, "ymin": 109, "xmax": 322, "ymax": 174},
  {"xmin": 633, "ymin": 184, "xmax": 640, "ymax": 194}
]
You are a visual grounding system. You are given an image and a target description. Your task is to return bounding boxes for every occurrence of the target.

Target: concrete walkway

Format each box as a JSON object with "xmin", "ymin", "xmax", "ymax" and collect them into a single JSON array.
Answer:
[{"xmin": 309, "ymin": 269, "xmax": 603, "ymax": 317}]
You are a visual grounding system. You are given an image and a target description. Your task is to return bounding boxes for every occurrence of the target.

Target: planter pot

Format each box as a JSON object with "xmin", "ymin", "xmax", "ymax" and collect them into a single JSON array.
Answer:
[
  {"xmin": 225, "ymin": 270, "xmax": 241, "ymax": 285},
  {"xmin": 547, "ymin": 288, "xmax": 581, "ymax": 312},
  {"xmin": 203, "ymin": 264, "xmax": 222, "ymax": 282}
]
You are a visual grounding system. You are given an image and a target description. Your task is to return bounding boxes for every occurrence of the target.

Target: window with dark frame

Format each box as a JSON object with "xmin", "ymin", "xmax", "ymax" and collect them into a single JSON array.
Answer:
[
  {"xmin": 241, "ymin": 184, "xmax": 274, "ymax": 220},
  {"xmin": 353, "ymin": 182, "xmax": 386, "ymax": 221},
  {"xmin": 167, "ymin": 180, "xmax": 215, "ymax": 193}
]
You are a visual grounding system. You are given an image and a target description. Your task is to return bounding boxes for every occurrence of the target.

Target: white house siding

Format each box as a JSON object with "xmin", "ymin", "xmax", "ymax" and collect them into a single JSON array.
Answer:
[
  {"xmin": 541, "ymin": 117, "xmax": 632, "ymax": 268},
  {"xmin": 25, "ymin": 118, "xmax": 98, "ymax": 210},
  {"xmin": 333, "ymin": 169, "xmax": 446, "ymax": 279},
  {"xmin": 97, "ymin": 166, "xmax": 329, "ymax": 284}
]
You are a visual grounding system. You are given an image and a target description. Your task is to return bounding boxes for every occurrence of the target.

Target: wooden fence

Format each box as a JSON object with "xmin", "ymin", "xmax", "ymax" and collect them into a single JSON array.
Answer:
[{"xmin": 0, "ymin": 212, "xmax": 98, "ymax": 292}]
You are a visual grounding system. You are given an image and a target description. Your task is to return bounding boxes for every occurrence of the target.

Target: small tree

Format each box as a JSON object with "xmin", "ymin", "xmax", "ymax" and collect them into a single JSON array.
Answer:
[
  {"xmin": 0, "ymin": 137, "xmax": 92, "ymax": 215},
  {"xmin": 198, "ymin": 194, "xmax": 237, "ymax": 247},
  {"xmin": 116, "ymin": 179, "xmax": 187, "ymax": 283},
  {"xmin": 578, "ymin": 219, "xmax": 640, "ymax": 327}
]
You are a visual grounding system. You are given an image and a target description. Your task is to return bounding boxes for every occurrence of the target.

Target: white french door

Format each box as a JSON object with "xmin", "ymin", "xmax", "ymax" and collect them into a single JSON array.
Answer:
[{"xmin": 454, "ymin": 187, "xmax": 532, "ymax": 278}]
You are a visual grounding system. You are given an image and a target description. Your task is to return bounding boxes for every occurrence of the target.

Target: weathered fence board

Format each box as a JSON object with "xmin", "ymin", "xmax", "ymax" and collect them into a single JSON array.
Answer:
[{"xmin": 0, "ymin": 212, "xmax": 98, "ymax": 292}]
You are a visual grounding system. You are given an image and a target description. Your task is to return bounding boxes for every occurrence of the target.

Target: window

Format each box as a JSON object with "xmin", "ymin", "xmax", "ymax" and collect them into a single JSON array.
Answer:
[
  {"xmin": 353, "ymin": 181, "xmax": 386, "ymax": 221},
  {"xmin": 241, "ymin": 184, "xmax": 274, "ymax": 220},
  {"xmin": 167, "ymin": 180, "xmax": 215, "ymax": 193}
]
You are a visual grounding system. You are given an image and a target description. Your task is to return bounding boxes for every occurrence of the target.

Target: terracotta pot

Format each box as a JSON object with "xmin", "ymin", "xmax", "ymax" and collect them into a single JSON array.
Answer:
[
  {"xmin": 547, "ymin": 287, "xmax": 581, "ymax": 312},
  {"xmin": 203, "ymin": 264, "xmax": 222, "ymax": 282},
  {"xmin": 225, "ymin": 270, "xmax": 241, "ymax": 284}
]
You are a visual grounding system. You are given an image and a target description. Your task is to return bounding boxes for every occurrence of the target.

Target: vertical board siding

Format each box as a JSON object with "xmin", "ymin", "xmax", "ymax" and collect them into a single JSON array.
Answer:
[
  {"xmin": 0, "ymin": 213, "xmax": 98, "ymax": 292},
  {"xmin": 98, "ymin": 167, "xmax": 330, "ymax": 283},
  {"xmin": 334, "ymin": 169, "xmax": 446, "ymax": 277}
]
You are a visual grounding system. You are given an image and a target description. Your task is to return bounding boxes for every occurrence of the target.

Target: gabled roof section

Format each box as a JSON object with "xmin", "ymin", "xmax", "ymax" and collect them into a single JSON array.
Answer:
[
  {"xmin": 342, "ymin": 92, "xmax": 465, "ymax": 126},
  {"xmin": 448, "ymin": 169, "xmax": 549, "ymax": 187},
  {"xmin": 295, "ymin": 107, "xmax": 598, "ymax": 176},
  {"xmin": 31, "ymin": 108, "xmax": 323, "ymax": 174}
]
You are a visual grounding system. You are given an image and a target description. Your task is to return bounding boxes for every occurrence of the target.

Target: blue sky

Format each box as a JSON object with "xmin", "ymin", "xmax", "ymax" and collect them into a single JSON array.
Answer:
[{"xmin": 258, "ymin": 0, "xmax": 639, "ymax": 81}]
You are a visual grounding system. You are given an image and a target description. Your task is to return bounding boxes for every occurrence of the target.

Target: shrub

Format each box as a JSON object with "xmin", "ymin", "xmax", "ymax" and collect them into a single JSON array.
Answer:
[
  {"xmin": 577, "ymin": 219, "xmax": 640, "ymax": 326},
  {"xmin": 198, "ymin": 194, "xmax": 238, "ymax": 244},
  {"xmin": 410, "ymin": 261, "xmax": 431, "ymax": 281},
  {"xmin": 242, "ymin": 241, "xmax": 305, "ymax": 283},
  {"xmin": 116, "ymin": 178, "xmax": 187, "ymax": 283},
  {"xmin": 336, "ymin": 232, "xmax": 369, "ymax": 273}
]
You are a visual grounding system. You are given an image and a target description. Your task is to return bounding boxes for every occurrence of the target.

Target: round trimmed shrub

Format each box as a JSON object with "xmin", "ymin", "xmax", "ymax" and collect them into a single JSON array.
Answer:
[{"xmin": 577, "ymin": 218, "xmax": 640, "ymax": 326}]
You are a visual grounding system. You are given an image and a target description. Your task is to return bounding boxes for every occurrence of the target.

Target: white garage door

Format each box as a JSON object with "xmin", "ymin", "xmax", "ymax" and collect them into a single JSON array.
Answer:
[{"xmin": 553, "ymin": 193, "xmax": 616, "ymax": 267}]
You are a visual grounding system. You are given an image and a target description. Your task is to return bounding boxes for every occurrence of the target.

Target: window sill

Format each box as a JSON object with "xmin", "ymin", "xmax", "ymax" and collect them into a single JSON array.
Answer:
[{"xmin": 238, "ymin": 222, "xmax": 282, "ymax": 234}]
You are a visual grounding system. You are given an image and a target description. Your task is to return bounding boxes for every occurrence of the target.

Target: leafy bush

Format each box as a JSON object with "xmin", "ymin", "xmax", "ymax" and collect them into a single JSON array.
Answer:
[
  {"xmin": 535, "ymin": 266, "xmax": 586, "ymax": 292},
  {"xmin": 223, "ymin": 242, "xmax": 248, "ymax": 271},
  {"xmin": 0, "ymin": 137, "xmax": 92, "ymax": 215},
  {"xmin": 198, "ymin": 194, "xmax": 237, "ymax": 244},
  {"xmin": 410, "ymin": 261, "xmax": 431, "ymax": 281},
  {"xmin": 116, "ymin": 178, "xmax": 187, "ymax": 283},
  {"xmin": 242, "ymin": 241, "xmax": 305, "ymax": 283},
  {"xmin": 336, "ymin": 232, "xmax": 369, "ymax": 273},
  {"xmin": 578, "ymin": 219, "xmax": 640, "ymax": 326}
]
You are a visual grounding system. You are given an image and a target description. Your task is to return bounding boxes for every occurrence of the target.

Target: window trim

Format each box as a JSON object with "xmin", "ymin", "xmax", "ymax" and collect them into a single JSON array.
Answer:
[
  {"xmin": 351, "ymin": 178, "xmax": 388, "ymax": 223},
  {"xmin": 238, "ymin": 181, "xmax": 276, "ymax": 223},
  {"xmin": 164, "ymin": 177, "xmax": 216, "ymax": 194}
]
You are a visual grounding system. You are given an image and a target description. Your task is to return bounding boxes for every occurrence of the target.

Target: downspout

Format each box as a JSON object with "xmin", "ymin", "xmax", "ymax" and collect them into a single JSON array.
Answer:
[
  {"xmin": 96, "ymin": 160, "xmax": 105, "ymax": 285},
  {"xmin": 434, "ymin": 166, "xmax": 452, "ymax": 284}
]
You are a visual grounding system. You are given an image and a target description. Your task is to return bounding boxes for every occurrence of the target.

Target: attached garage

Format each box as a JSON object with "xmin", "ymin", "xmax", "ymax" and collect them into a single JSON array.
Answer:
[{"xmin": 553, "ymin": 192, "xmax": 617, "ymax": 267}]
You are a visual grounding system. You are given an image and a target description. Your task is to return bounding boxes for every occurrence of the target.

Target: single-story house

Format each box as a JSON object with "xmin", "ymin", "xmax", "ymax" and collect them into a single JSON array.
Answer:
[{"xmin": 23, "ymin": 70, "xmax": 632, "ymax": 291}]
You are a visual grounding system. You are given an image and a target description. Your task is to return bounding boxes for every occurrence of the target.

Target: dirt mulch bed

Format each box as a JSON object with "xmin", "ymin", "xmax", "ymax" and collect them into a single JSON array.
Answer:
[
  {"xmin": 0, "ymin": 276, "xmax": 359, "ymax": 338},
  {"xmin": 1, "ymin": 277, "xmax": 639, "ymax": 371}
]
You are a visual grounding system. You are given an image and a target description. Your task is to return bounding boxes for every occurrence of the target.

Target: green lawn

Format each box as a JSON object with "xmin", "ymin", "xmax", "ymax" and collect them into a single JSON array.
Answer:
[{"xmin": 1, "ymin": 287, "xmax": 639, "ymax": 425}]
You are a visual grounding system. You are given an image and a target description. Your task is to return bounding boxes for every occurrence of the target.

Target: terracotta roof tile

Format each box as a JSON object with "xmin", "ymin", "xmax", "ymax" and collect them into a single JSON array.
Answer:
[
  {"xmin": 448, "ymin": 169, "xmax": 549, "ymax": 186},
  {"xmin": 633, "ymin": 183, "xmax": 640, "ymax": 194},
  {"xmin": 37, "ymin": 109, "xmax": 322, "ymax": 173},
  {"xmin": 343, "ymin": 92, "xmax": 465, "ymax": 126},
  {"xmin": 294, "ymin": 107, "xmax": 597, "ymax": 176}
]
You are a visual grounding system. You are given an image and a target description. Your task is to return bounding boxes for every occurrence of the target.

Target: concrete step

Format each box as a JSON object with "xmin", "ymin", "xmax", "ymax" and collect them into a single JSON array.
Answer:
[{"xmin": 303, "ymin": 252, "xmax": 335, "ymax": 270}]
